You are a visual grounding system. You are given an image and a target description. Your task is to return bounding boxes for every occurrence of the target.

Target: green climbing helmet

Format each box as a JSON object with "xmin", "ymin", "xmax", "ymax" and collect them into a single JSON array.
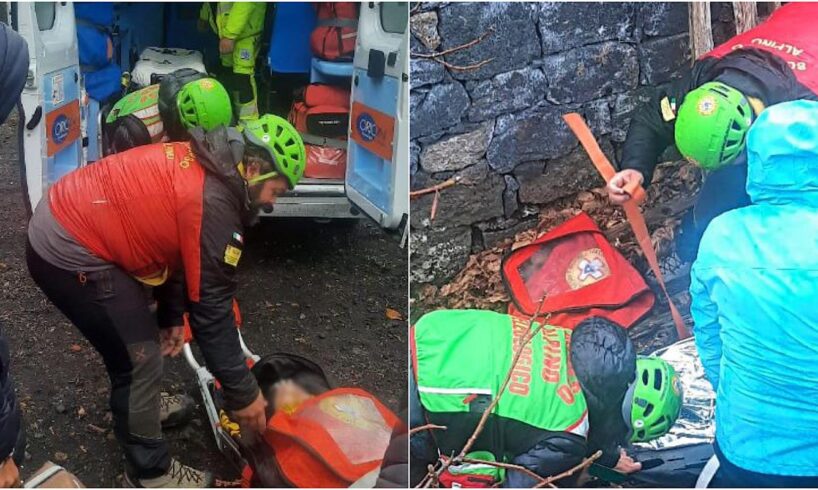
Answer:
[
  {"xmin": 674, "ymin": 81, "xmax": 754, "ymax": 171},
  {"xmin": 242, "ymin": 114, "xmax": 306, "ymax": 189},
  {"xmin": 176, "ymin": 78, "xmax": 233, "ymax": 130},
  {"xmin": 623, "ymin": 356, "xmax": 683, "ymax": 443}
]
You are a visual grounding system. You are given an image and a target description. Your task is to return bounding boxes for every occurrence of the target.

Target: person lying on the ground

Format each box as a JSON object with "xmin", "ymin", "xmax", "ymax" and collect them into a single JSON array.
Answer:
[
  {"xmin": 232, "ymin": 354, "xmax": 406, "ymax": 488},
  {"xmin": 607, "ymin": 3, "xmax": 818, "ymax": 263},
  {"xmin": 409, "ymin": 310, "xmax": 683, "ymax": 487},
  {"xmin": 103, "ymin": 69, "xmax": 233, "ymax": 155},
  {"xmin": 690, "ymin": 99, "xmax": 818, "ymax": 488},
  {"xmin": 25, "ymin": 114, "xmax": 305, "ymax": 488},
  {"xmin": 0, "ymin": 20, "xmax": 29, "ymax": 490}
]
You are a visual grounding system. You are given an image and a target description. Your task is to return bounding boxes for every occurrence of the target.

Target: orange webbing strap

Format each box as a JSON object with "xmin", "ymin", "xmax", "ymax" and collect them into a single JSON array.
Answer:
[{"xmin": 562, "ymin": 113, "xmax": 689, "ymax": 339}]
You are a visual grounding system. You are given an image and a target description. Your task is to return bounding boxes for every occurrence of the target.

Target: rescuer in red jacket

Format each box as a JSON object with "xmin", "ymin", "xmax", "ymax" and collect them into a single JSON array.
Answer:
[{"xmin": 26, "ymin": 115, "xmax": 305, "ymax": 488}]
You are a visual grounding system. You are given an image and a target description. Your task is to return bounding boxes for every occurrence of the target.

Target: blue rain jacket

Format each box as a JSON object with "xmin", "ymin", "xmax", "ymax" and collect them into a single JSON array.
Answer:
[{"xmin": 690, "ymin": 100, "xmax": 818, "ymax": 476}]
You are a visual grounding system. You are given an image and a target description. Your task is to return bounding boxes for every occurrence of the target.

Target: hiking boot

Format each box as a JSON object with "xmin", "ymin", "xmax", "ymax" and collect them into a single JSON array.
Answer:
[
  {"xmin": 159, "ymin": 392, "xmax": 194, "ymax": 429},
  {"xmin": 124, "ymin": 459, "xmax": 214, "ymax": 488}
]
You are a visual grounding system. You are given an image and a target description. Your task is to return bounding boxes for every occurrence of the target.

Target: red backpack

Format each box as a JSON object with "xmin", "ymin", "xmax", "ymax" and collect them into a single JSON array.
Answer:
[
  {"xmin": 288, "ymin": 84, "xmax": 350, "ymax": 179},
  {"xmin": 265, "ymin": 388, "xmax": 401, "ymax": 488},
  {"xmin": 310, "ymin": 3, "xmax": 359, "ymax": 61},
  {"xmin": 502, "ymin": 212, "xmax": 654, "ymax": 329}
]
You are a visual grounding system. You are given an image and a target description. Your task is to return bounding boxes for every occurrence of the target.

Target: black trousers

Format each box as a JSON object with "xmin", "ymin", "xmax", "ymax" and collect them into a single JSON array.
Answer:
[
  {"xmin": 710, "ymin": 441, "xmax": 818, "ymax": 488},
  {"xmin": 676, "ymin": 162, "xmax": 751, "ymax": 262},
  {"xmin": 26, "ymin": 241, "xmax": 170, "ymax": 479}
]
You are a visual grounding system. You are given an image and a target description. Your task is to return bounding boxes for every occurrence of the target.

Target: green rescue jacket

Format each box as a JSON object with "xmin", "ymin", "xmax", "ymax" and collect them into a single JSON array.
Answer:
[
  {"xmin": 200, "ymin": 2, "xmax": 266, "ymax": 41},
  {"xmin": 411, "ymin": 310, "xmax": 588, "ymax": 459}
]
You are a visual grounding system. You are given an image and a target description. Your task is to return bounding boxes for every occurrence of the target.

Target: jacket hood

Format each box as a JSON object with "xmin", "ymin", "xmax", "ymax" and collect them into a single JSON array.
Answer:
[
  {"xmin": 189, "ymin": 125, "xmax": 248, "ymax": 200},
  {"xmin": 746, "ymin": 100, "xmax": 818, "ymax": 207}
]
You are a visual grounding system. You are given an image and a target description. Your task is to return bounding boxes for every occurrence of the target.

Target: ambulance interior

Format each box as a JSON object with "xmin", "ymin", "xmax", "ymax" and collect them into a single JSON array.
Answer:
[{"xmin": 16, "ymin": 2, "xmax": 409, "ymax": 229}]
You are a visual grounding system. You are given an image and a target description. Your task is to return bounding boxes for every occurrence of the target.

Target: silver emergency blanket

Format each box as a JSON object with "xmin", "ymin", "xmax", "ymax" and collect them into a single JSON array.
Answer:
[{"xmin": 636, "ymin": 338, "xmax": 716, "ymax": 450}]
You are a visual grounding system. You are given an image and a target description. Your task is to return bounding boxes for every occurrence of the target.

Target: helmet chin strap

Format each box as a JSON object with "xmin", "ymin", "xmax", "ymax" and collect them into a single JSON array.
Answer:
[
  {"xmin": 746, "ymin": 96, "xmax": 765, "ymax": 119},
  {"xmin": 247, "ymin": 171, "xmax": 280, "ymax": 185}
]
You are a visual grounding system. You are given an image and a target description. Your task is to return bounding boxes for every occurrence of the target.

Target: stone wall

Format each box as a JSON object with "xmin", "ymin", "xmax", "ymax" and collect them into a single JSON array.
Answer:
[{"xmin": 410, "ymin": 2, "xmax": 744, "ymax": 288}]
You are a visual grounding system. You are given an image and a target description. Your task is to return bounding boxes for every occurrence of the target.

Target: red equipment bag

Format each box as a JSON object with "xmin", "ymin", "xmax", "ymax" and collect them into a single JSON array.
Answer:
[
  {"xmin": 438, "ymin": 472, "xmax": 497, "ymax": 488},
  {"xmin": 288, "ymin": 84, "xmax": 350, "ymax": 179},
  {"xmin": 502, "ymin": 212, "xmax": 654, "ymax": 330},
  {"xmin": 310, "ymin": 3, "xmax": 359, "ymax": 62},
  {"xmin": 265, "ymin": 388, "xmax": 401, "ymax": 488}
]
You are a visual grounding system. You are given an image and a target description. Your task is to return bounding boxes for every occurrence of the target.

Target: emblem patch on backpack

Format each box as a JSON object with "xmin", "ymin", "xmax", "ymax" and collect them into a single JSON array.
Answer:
[{"xmin": 565, "ymin": 248, "xmax": 610, "ymax": 290}]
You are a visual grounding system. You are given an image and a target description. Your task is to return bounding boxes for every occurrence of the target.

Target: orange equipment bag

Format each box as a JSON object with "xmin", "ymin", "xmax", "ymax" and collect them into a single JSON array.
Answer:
[
  {"xmin": 265, "ymin": 387, "xmax": 401, "ymax": 488},
  {"xmin": 288, "ymin": 84, "xmax": 350, "ymax": 179},
  {"xmin": 310, "ymin": 3, "xmax": 359, "ymax": 61},
  {"xmin": 503, "ymin": 212, "xmax": 655, "ymax": 330}
]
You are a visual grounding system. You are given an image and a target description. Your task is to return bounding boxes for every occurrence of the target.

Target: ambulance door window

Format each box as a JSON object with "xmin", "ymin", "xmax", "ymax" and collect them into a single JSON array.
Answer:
[{"xmin": 380, "ymin": 3, "xmax": 408, "ymax": 34}]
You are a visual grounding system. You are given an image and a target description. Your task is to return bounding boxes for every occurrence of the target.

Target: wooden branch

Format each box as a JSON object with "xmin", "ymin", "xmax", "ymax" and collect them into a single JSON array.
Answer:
[
  {"xmin": 410, "ymin": 28, "xmax": 495, "ymax": 73},
  {"xmin": 410, "ymin": 177, "xmax": 460, "ymax": 198},
  {"xmin": 430, "ymin": 190, "xmax": 440, "ymax": 221},
  {"xmin": 532, "ymin": 450, "xmax": 603, "ymax": 488},
  {"xmin": 435, "ymin": 57, "xmax": 495, "ymax": 73},
  {"xmin": 411, "ymin": 29, "xmax": 494, "ymax": 60},
  {"xmin": 410, "ymin": 423, "xmax": 447, "ymax": 436},
  {"xmin": 689, "ymin": 2, "xmax": 714, "ymax": 62},
  {"xmin": 461, "ymin": 458, "xmax": 555, "ymax": 488},
  {"xmin": 733, "ymin": 2, "xmax": 758, "ymax": 34}
]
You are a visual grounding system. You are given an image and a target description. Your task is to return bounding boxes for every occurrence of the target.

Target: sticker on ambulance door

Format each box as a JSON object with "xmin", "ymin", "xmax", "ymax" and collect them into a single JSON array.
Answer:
[{"xmin": 350, "ymin": 101, "xmax": 395, "ymax": 161}]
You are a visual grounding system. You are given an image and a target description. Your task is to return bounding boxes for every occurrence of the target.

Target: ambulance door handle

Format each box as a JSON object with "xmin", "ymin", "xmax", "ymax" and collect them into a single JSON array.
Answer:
[
  {"xmin": 26, "ymin": 106, "xmax": 42, "ymax": 130},
  {"xmin": 367, "ymin": 49, "xmax": 385, "ymax": 79}
]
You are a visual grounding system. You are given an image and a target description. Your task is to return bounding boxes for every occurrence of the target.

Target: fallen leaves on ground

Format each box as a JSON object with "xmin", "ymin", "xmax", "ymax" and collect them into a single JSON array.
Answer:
[{"xmin": 385, "ymin": 308, "xmax": 404, "ymax": 321}]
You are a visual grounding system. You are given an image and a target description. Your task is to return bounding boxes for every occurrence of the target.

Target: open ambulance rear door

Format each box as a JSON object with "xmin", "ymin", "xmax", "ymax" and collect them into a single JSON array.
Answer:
[
  {"xmin": 13, "ymin": 2, "xmax": 83, "ymax": 216},
  {"xmin": 345, "ymin": 2, "xmax": 409, "ymax": 231}
]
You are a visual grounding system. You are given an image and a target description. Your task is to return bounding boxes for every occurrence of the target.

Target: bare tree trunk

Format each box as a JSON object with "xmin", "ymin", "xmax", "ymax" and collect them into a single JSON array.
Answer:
[
  {"xmin": 733, "ymin": 2, "xmax": 759, "ymax": 34},
  {"xmin": 689, "ymin": 2, "xmax": 714, "ymax": 62}
]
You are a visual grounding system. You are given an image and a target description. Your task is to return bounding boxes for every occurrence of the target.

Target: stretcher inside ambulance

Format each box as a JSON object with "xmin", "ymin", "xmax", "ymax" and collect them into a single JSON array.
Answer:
[{"xmin": 12, "ymin": 2, "xmax": 408, "ymax": 230}]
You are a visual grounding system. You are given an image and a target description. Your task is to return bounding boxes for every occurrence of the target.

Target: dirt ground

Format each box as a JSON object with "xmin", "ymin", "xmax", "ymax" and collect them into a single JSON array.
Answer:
[{"xmin": 0, "ymin": 116, "xmax": 408, "ymax": 486}]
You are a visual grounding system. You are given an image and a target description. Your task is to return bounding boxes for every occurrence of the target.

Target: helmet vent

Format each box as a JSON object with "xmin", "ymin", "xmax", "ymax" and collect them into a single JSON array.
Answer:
[
  {"xmin": 654, "ymin": 369, "xmax": 663, "ymax": 390},
  {"xmin": 711, "ymin": 85, "xmax": 730, "ymax": 97},
  {"xmin": 642, "ymin": 370, "xmax": 649, "ymax": 385},
  {"xmin": 643, "ymin": 403, "xmax": 654, "ymax": 417}
]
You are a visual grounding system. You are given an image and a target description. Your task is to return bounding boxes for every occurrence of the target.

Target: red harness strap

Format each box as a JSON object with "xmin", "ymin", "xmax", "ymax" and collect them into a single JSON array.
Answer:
[{"xmin": 562, "ymin": 113, "xmax": 689, "ymax": 340}]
